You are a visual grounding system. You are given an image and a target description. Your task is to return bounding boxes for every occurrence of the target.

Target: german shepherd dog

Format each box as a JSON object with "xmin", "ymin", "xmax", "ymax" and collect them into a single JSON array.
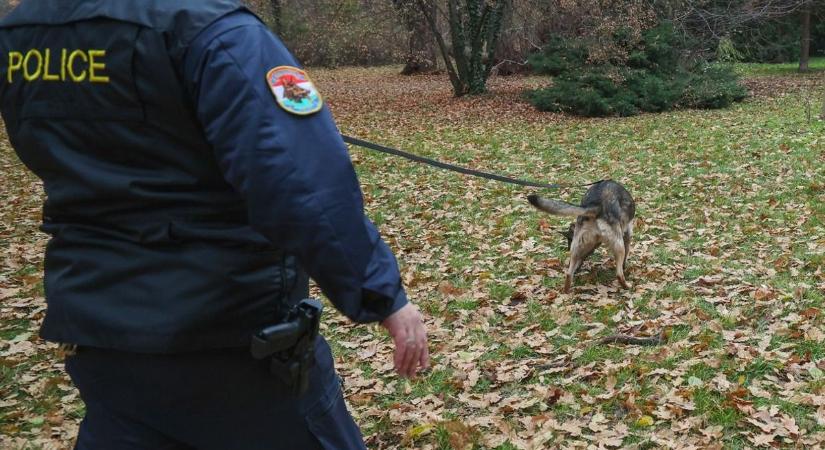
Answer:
[{"xmin": 528, "ymin": 180, "xmax": 635, "ymax": 293}]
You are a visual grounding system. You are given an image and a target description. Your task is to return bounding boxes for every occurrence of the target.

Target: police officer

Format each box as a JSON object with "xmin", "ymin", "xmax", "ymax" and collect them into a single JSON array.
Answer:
[{"xmin": 0, "ymin": 1, "xmax": 429, "ymax": 448}]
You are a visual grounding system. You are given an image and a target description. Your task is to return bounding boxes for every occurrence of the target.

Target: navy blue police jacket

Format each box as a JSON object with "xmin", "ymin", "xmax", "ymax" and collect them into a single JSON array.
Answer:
[{"xmin": 0, "ymin": 0, "xmax": 407, "ymax": 353}]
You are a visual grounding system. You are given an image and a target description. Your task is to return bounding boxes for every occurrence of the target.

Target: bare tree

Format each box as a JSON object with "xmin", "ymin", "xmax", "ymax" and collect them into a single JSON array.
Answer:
[
  {"xmin": 243, "ymin": 0, "xmax": 282, "ymax": 32},
  {"xmin": 820, "ymin": 95, "xmax": 825, "ymax": 119},
  {"xmin": 668, "ymin": 0, "xmax": 818, "ymax": 67},
  {"xmin": 269, "ymin": 0, "xmax": 282, "ymax": 34},
  {"xmin": 395, "ymin": 0, "xmax": 439, "ymax": 74},
  {"xmin": 415, "ymin": 0, "xmax": 510, "ymax": 96},
  {"xmin": 678, "ymin": 0, "xmax": 810, "ymax": 36},
  {"xmin": 799, "ymin": 1, "xmax": 811, "ymax": 71}
]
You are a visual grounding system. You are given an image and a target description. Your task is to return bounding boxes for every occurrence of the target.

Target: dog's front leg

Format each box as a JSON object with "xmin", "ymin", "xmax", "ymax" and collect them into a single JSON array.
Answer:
[{"xmin": 563, "ymin": 268, "xmax": 574, "ymax": 293}]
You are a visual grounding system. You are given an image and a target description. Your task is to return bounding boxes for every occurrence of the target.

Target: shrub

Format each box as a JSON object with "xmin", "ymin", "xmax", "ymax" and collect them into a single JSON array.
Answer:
[
  {"xmin": 528, "ymin": 78, "xmax": 636, "ymax": 117},
  {"xmin": 682, "ymin": 64, "xmax": 748, "ymax": 109},
  {"xmin": 527, "ymin": 23, "xmax": 747, "ymax": 117},
  {"xmin": 716, "ymin": 36, "xmax": 745, "ymax": 63},
  {"xmin": 528, "ymin": 36, "xmax": 588, "ymax": 77}
]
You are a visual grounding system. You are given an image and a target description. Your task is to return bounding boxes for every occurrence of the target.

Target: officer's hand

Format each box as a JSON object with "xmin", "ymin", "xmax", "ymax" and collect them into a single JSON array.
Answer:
[{"xmin": 380, "ymin": 303, "xmax": 429, "ymax": 379}]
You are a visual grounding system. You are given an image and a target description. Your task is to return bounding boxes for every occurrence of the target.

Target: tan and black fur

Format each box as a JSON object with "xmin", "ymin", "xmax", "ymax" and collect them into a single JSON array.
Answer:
[{"xmin": 528, "ymin": 180, "xmax": 635, "ymax": 293}]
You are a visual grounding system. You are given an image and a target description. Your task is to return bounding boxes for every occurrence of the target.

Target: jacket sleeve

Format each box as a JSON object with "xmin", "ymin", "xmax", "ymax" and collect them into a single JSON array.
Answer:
[{"xmin": 181, "ymin": 11, "xmax": 408, "ymax": 323}]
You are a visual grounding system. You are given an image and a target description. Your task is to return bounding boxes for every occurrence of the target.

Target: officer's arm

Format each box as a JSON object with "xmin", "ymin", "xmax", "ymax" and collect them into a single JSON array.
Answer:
[{"xmin": 182, "ymin": 12, "xmax": 408, "ymax": 323}]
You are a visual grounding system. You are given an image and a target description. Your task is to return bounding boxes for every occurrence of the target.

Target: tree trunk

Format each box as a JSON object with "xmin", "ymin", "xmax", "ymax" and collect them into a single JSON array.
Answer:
[
  {"xmin": 447, "ymin": 0, "xmax": 472, "ymax": 94},
  {"xmin": 270, "ymin": 0, "xmax": 282, "ymax": 34},
  {"xmin": 401, "ymin": 2, "xmax": 437, "ymax": 74},
  {"xmin": 799, "ymin": 3, "xmax": 811, "ymax": 72},
  {"xmin": 417, "ymin": 0, "xmax": 508, "ymax": 96},
  {"xmin": 821, "ymin": 95, "xmax": 825, "ymax": 120},
  {"xmin": 417, "ymin": 0, "xmax": 463, "ymax": 92},
  {"xmin": 241, "ymin": 0, "xmax": 281, "ymax": 32}
]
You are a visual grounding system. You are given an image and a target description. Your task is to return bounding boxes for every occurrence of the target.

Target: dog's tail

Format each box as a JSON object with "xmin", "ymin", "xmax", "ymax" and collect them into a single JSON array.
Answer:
[{"xmin": 528, "ymin": 195, "xmax": 598, "ymax": 218}]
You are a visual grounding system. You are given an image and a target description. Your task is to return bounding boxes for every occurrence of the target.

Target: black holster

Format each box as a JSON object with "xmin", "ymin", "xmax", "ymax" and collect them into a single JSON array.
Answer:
[{"xmin": 250, "ymin": 298, "xmax": 323, "ymax": 395}]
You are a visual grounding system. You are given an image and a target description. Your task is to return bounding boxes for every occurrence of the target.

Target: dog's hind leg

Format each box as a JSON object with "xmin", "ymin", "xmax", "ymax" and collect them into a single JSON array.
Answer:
[
  {"xmin": 610, "ymin": 235, "xmax": 629, "ymax": 289},
  {"xmin": 622, "ymin": 230, "xmax": 632, "ymax": 267},
  {"xmin": 622, "ymin": 220, "xmax": 633, "ymax": 267}
]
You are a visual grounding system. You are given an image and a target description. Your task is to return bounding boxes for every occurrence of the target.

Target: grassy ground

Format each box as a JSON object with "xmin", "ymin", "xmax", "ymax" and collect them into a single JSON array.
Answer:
[
  {"xmin": 736, "ymin": 57, "xmax": 825, "ymax": 77},
  {"xmin": 1, "ymin": 63, "xmax": 824, "ymax": 449}
]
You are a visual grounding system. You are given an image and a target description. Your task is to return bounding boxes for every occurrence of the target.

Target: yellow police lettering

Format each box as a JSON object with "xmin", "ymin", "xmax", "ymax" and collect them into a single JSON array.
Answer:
[
  {"xmin": 23, "ymin": 49, "xmax": 43, "ymax": 81},
  {"xmin": 67, "ymin": 49, "xmax": 87, "ymax": 82},
  {"xmin": 87, "ymin": 50, "xmax": 108, "ymax": 83},
  {"xmin": 60, "ymin": 49, "xmax": 67, "ymax": 81},
  {"xmin": 7, "ymin": 51, "xmax": 22, "ymax": 83},
  {"xmin": 5, "ymin": 48, "xmax": 110, "ymax": 83},
  {"xmin": 42, "ymin": 49, "xmax": 60, "ymax": 81}
]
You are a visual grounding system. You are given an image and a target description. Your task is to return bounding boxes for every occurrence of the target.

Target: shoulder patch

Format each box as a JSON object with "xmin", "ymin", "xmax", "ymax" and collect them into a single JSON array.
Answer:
[{"xmin": 266, "ymin": 66, "xmax": 323, "ymax": 116}]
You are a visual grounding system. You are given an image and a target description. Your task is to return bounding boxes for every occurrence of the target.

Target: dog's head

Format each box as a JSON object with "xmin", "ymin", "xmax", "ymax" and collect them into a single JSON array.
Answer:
[{"xmin": 558, "ymin": 223, "xmax": 575, "ymax": 250}]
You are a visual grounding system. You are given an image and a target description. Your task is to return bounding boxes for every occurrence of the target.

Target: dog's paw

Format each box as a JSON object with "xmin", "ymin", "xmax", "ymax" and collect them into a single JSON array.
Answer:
[{"xmin": 618, "ymin": 278, "xmax": 631, "ymax": 289}]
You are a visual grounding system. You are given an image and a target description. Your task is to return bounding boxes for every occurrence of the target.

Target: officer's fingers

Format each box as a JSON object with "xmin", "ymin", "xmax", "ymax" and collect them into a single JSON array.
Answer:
[
  {"xmin": 410, "ymin": 320, "xmax": 429, "ymax": 376},
  {"xmin": 420, "ymin": 346, "xmax": 430, "ymax": 372},
  {"xmin": 392, "ymin": 330, "xmax": 409, "ymax": 373},
  {"xmin": 400, "ymin": 333, "xmax": 419, "ymax": 378},
  {"xmin": 409, "ymin": 345, "xmax": 425, "ymax": 378},
  {"xmin": 406, "ymin": 320, "xmax": 427, "ymax": 378},
  {"xmin": 406, "ymin": 310, "xmax": 427, "ymax": 375},
  {"xmin": 418, "ymin": 327, "xmax": 430, "ymax": 371}
]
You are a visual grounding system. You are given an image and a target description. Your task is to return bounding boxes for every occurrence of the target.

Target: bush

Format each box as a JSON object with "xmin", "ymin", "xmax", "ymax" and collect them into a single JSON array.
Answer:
[
  {"xmin": 527, "ymin": 24, "xmax": 747, "ymax": 117},
  {"xmin": 528, "ymin": 36, "xmax": 588, "ymax": 76},
  {"xmin": 528, "ymin": 77, "xmax": 637, "ymax": 117},
  {"xmin": 716, "ymin": 36, "xmax": 745, "ymax": 63},
  {"xmin": 682, "ymin": 64, "xmax": 748, "ymax": 109}
]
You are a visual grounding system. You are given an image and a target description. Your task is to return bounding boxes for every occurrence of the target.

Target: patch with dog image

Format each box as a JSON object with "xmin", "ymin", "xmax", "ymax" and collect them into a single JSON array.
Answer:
[{"xmin": 266, "ymin": 66, "xmax": 323, "ymax": 115}]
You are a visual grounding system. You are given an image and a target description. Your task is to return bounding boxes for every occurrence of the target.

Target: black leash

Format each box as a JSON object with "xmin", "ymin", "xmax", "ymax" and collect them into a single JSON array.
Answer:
[{"xmin": 342, "ymin": 134, "xmax": 562, "ymax": 190}]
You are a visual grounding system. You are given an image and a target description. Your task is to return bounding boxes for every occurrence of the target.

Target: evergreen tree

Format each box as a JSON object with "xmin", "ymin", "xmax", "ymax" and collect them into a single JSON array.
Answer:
[{"xmin": 527, "ymin": 24, "xmax": 748, "ymax": 117}]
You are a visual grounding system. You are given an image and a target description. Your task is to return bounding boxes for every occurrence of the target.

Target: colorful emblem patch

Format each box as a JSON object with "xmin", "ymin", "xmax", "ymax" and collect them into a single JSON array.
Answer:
[{"xmin": 266, "ymin": 66, "xmax": 323, "ymax": 115}]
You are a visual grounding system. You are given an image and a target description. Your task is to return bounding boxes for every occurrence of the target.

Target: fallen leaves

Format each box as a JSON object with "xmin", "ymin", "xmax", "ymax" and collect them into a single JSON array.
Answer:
[
  {"xmin": 327, "ymin": 66, "xmax": 825, "ymax": 448},
  {"xmin": 743, "ymin": 405, "xmax": 801, "ymax": 447}
]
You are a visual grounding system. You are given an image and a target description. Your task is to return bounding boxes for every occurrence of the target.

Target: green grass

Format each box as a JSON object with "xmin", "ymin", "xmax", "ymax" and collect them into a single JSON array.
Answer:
[{"xmin": 736, "ymin": 57, "xmax": 825, "ymax": 77}]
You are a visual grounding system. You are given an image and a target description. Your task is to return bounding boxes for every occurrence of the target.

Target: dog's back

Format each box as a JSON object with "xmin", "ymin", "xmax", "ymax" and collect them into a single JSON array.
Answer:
[{"xmin": 579, "ymin": 180, "xmax": 635, "ymax": 226}]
